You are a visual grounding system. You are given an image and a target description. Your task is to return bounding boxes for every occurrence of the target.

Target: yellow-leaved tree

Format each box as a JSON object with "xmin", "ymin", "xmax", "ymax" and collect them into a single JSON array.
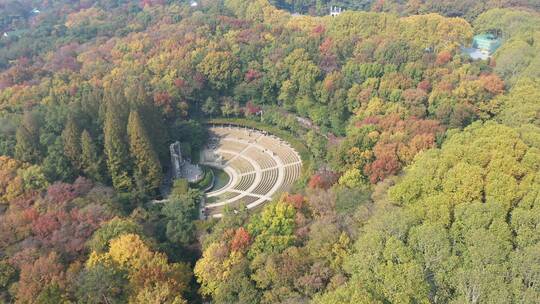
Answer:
[{"xmin": 86, "ymin": 234, "xmax": 191, "ymax": 304}]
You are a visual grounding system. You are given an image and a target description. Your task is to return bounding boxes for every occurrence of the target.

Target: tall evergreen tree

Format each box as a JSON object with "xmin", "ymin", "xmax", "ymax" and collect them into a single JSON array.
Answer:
[
  {"xmin": 81, "ymin": 130, "xmax": 103, "ymax": 182},
  {"xmin": 127, "ymin": 110, "xmax": 162, "ymax": 194},
  {"xmin": 75, "ymin": 85, "xmax": 103, "ymax": 136},
  {"xmin": 126, "ymin": 81, "xmax": 169, "ymax": 162},
  {"xmin": 42, "ymin": 137, "xmax": 75, "ymax": 182},
  {"xmin": 14, "ymin": 112, "xmax": 42, "ymax": 163},
  {"xmin": 104, "ymin": 98, "xmax": 132, "ymax": 192},
  {"xmin": 62, "ymin": 117, "xmax": 82, "ymax": 170}
]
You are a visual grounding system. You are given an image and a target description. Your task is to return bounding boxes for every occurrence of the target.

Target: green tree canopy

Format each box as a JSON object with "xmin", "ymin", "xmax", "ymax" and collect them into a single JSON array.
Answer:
[{"xmin": 321, "ymin": 122, "xmax": 540, "ymax": 303}]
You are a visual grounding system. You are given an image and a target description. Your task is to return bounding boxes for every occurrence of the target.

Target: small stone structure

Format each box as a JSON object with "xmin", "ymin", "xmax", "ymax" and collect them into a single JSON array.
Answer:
[{"xmin": 170, "ymin": 141, "xmax": 203, "ymax": 183}]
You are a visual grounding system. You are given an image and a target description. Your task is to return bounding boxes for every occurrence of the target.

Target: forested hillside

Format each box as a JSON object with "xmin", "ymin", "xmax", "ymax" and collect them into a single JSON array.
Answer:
[
  {"xmin": 0, "ymin": 0, "xmax": 539, "ymax": 303},
  {"xmin": 270, "ymin": 0, "xmax": 540, "ymax": 20}
]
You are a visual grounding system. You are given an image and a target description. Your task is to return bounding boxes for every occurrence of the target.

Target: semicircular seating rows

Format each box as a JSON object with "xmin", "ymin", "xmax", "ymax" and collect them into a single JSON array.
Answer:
[{"xmin": 201, "ymin": 126, "xmax": 302, "ymax": 218}]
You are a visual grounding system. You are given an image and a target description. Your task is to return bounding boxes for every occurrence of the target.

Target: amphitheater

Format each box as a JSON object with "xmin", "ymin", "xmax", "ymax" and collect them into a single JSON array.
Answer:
[{"xmin": 200, "ymin": 125, "xmax": 303, "ymax": 218}]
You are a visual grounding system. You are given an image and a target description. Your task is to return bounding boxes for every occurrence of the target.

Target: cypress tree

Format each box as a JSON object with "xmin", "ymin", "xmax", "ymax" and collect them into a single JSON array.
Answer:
[
  {"xmin": 14, "ymin": 112, "xmax": 42, "ymax": 163},
  {"xmin": 77, "ymin": 85, "xmax": 103, "ymax": 136},
  {"xmin": 62, "ymin": 118, "xmax": 82, "ymax": 170},
  {"xmin": 81, "ymin": 130, "xmax": 103, "ymax": 182},
  {"xmin": 127, "ymin": 81, "xmax": 169, "ymax": 162},
  {"xmin": 127, "ymin": 110, "xmax": 162, "ymax": 194},
  {"xmin": 104, "ymin": 100, "xmax": 132, "ymax": 192},
  {"xmin": 42, "ymin": 137, "xmax": 75, "ymax": 182}
]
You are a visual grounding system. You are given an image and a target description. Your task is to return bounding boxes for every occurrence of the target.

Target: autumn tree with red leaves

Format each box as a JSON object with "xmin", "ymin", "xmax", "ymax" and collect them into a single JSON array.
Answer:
[
  {"xmin": 435, "ymin": 50, "xmax": 452, "ymax": 65},
  {"xmin": 231, "ymin": 227, "xmax": 251, "ymax": 252}
]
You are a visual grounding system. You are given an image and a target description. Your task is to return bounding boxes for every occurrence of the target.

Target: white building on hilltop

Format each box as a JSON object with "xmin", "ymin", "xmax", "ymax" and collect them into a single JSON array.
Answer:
[{"xmin": 330, "ymin": 6, "xmax": 343, "ymax": 17}]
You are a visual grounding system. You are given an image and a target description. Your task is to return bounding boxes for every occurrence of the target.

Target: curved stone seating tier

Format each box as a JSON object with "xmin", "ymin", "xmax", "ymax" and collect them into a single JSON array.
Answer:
[
  {"xmin": 202, "ymin": 126, "xmax": 303, "ymax": 218},
  {"xmin": 228, "ymin": 158, "xmax": 255, "ymax": 174},
  {"xmin": 257, "ymin": 137, "xmax": 301, "ymax": 165},
  {"xmin": 208, "ymin": 192, "xmax": 240, "ymax": 204},
  {"xmin": 252, "ymin": 168, "xmax": 279, "ymax": 195},
  {"xmin": 244, "ymin": 147, "xmax": 277, "ymax": 169},
  {"xmin": 238, "ymin": 195, "xmax": 259, "ymax": 206},
  {"xmin": 234, "ymin": 173, "xmax": 256, "ymax": 192},
  {"xmin": 276, "ymin": 163, "xmax": 302, "ymax": 194},
  {"xmin": 217, "ymin": 140, "xmax": 247, "ymax": 153},
  {"xmin": 222, "ymin": 195, "xmax": 258, "ymax": 210}
]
